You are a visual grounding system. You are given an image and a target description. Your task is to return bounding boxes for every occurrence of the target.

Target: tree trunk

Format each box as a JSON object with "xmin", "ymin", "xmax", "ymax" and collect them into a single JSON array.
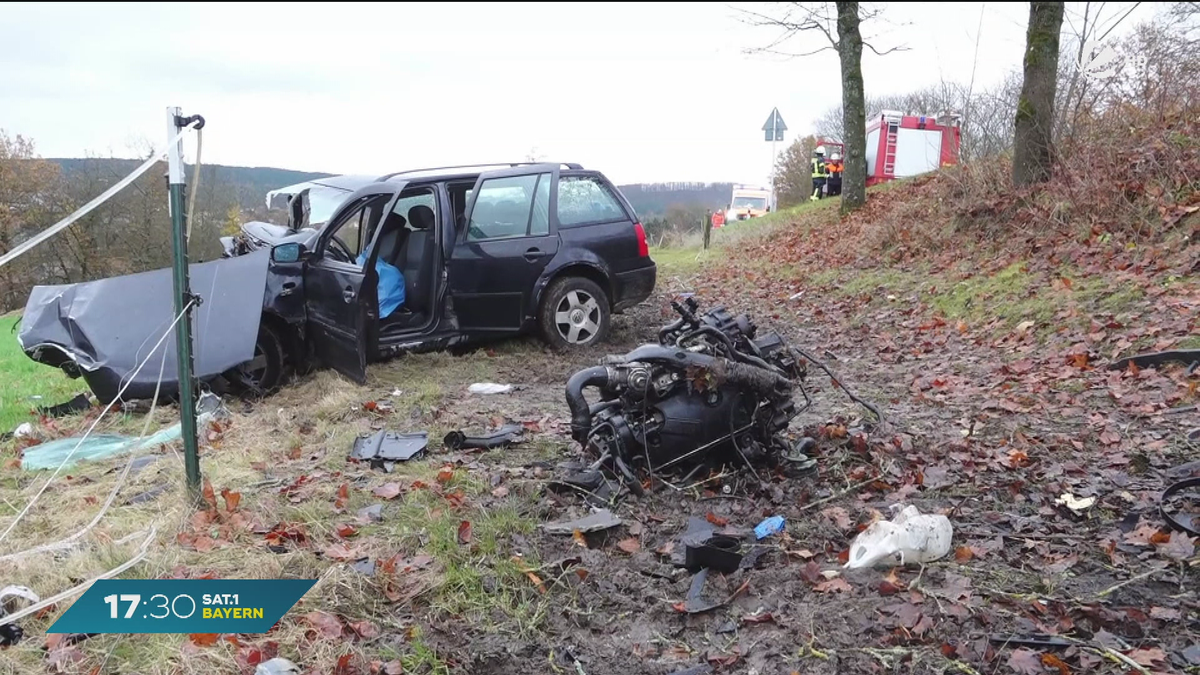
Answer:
[
  {"xmin": 1012, "ymin": 2, "xmax": 1064, "ymax": 186},
  {"xmin": 836, "ymin": 1, "xmax": 867, "ymax": 212}
]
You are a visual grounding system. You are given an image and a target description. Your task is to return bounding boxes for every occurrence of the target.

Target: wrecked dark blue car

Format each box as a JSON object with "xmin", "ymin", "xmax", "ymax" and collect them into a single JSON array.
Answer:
[{"xmin": 19, "ymin": 163, "xmax": 657, "ymax": 403}]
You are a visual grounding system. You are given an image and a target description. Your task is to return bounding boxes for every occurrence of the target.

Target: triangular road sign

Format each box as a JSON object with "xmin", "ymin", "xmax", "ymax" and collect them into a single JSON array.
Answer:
[{"xmin": 761, "ymin": 108, "xmax": 787, "ymax": 132}]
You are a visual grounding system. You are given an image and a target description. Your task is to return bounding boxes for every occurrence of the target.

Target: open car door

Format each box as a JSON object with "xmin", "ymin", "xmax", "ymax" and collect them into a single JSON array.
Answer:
[
  {"xmin": 448, "ymin": 165, "xmax": 560, "ymax": 332},
  {"xmin": 303, "ymin": 183, "xmax": 404, "ymax": 383}
]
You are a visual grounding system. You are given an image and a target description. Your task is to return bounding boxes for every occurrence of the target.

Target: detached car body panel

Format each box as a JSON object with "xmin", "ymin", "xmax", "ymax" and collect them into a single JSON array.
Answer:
[
  {"xmin": 18, "ymin": 251, "xmax": 271, "ymax": 403},
  {"xmin": 19, "ymin": 163, "xmax": 656, "ymax": 401}
]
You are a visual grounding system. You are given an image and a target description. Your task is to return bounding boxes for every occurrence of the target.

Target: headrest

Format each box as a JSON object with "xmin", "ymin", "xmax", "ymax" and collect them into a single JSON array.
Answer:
[
  {"xmin": 381, "ymin": 212, "xmax": 407, "ymax": 233},
  {"xmin": 408, "ymin": 204, "xmax": 435, "ymax": 230}
]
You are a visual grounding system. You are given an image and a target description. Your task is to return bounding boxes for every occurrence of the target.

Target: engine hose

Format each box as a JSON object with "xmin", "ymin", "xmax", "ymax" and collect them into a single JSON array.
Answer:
[
  {"xmin": 657, "ymin": 318, "xmax": 687, "ymax": 344},
  {"xmin": 618, "ymin": 345, "xmax": 792, "ymax": 396},
  {"xmin": 566, "ymin": 366, "xmax": 614, "ymax": 441},
  {"xmin": 677, "ymin": 326, "xmax": 782, "ymax": 375},
  {"xmin": 790, "ymin": 347, "xmax": 885, "ymax": 424}
]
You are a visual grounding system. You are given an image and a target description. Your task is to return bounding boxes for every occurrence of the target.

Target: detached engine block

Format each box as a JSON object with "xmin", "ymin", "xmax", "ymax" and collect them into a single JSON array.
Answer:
[{"xmin": 565, "ymin": 297, "xmax": 816, "ymax": 494}]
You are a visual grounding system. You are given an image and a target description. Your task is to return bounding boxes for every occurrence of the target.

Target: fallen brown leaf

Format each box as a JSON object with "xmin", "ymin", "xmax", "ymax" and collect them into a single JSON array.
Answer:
[
  {"xmin": 302, "ymin": 610, "xmax": 344, "ymax": 639},
  {"xmin": 813, "ymin": 577, "xmax": 852, "ymax": 594},
  {"xmin": 201, "ymin": 479, "xmax": 218, "ymax": 511},
  {"xmin": 705, "ymin": 512, "xmax": 729, "ymax": 527},
  {"xmin": 334, "ymin": 482, "xmax": 350, "ymax": 510},
  {"xmin": 188, "ymin": 633, "xmax": 220, "ymax": 647},
  {"xmin": 220, "ymin": 488, "xmax": 241, "ymax": 512},
  {"xmin": 1128, "ymin": 647, "xmax": 1167, "ymax": 667},
  {"xmin": 1041, "ymin": 652, "xmax": 1071, "ymax": 675},
  {"xmin": 1007, "ymin": 649, "xmax": 1044, "ymax": 675},
  {"xmin": 616, "ymin": 538, "xmax": 641, "ymax": 554},
  {"xmin": 324, "ymin": 543, "xmax": 359, "ymax": 561},
  {"xmin": 372, "ymin": 483, "xmax": 402, "ymax": 500},
  {"xmin": 347, "ymin": 619, "xmax": 379, "ymax": 640},
  {"xmin": 336, "ymin": 524, "xmax": 358, "ymax": 539},
  {"xmin": 457, "ymin": 520, "xmax": 472, "ymax": 545}
]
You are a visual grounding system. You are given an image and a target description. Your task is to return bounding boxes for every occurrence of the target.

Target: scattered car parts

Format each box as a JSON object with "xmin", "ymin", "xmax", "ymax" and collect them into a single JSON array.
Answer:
[
  {"xmin": 443, "ymin": 423, "xmax": 524, "ymax": 451},
  {"xmin": 350, "ymin": 430, "xmax": 429, "ymax": 471},
  {"xmin": 1161, "ymin": 477, "xmax": 1200, "ymax": 536}
]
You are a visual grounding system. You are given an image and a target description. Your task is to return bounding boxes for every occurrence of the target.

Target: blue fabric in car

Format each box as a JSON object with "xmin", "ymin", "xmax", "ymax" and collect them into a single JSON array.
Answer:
[{"xmin": 356, "ymin": 251, "xmax": 405, "ymax": 319}]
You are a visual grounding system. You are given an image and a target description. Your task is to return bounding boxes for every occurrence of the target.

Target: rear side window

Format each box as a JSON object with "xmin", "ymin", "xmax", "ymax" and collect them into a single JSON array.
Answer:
[
  {"xmin": 557, "ymin": 176, "xmax": 626, "ymax": 227},
  {"xmin": 467, "ymin": 172, "xmax": 552, "ymax": 242}
]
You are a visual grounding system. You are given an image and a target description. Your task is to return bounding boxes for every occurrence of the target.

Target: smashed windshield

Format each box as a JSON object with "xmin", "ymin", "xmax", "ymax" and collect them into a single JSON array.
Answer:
[{"xmin": 306, "ymin": 186, "xmax": 351, "ymax": 226}]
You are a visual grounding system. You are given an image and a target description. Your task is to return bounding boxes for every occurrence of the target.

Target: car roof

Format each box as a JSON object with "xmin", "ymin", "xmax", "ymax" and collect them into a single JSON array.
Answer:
[{"xmin": 268, "ymin": 162, "xmax": 593, "ymax": 206}]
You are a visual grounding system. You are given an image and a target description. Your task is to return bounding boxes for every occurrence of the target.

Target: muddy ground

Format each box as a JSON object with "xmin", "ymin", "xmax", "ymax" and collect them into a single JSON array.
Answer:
[{"xmin": 363, "ymin": 269, "xmax": 1198, "ymax": 675}]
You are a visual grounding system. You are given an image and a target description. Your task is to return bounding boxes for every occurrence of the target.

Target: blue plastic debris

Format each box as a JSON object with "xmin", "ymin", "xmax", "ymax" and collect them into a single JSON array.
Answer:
[{"xmin": 754, "ymin": 516, "xmax": 786, "ymax": 540}]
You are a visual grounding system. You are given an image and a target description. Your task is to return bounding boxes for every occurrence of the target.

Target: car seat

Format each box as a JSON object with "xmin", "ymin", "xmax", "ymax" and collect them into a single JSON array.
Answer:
[{"xmin": 401, "ymin": 204, "xmax": 436, "ymax": 315}]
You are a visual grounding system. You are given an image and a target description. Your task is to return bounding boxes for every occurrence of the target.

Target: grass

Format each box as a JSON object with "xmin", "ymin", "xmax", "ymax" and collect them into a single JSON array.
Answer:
[
  {"xmin": 0, "ymin": 345, "xmax": 550, "ymax": 674},
  {"xmin": 0, "ymin": 314, "xmax": 83, "ymax": 432}
]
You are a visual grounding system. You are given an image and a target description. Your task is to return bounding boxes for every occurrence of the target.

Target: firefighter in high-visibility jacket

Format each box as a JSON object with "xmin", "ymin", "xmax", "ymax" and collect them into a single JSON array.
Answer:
[
  {"xmin": 810, "ymin": 146, "xmax": 827, "ymax": 201},
  {"xmin": 826, "ymin": 152, "xmax": 843, "ymax": 197}
]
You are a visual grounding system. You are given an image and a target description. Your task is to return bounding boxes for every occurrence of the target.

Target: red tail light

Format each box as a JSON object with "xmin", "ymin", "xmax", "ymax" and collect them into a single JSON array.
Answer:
[{"xmin": 634, "ymin": 222, "xmax": 649, "ymax": 257}]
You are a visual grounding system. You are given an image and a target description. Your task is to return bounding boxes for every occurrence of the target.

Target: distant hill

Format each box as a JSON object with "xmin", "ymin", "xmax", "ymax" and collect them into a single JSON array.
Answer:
[
  {"xmin": 49, "ymin": 158, "xmax": 333, "ymax": 211},
  {"xmin": 617, "ymin": 182, "xmax": 734, "ymax": 218},
  {"xmin": 47, "ymin": 158, "xmax": 729, "ymax": 216}
]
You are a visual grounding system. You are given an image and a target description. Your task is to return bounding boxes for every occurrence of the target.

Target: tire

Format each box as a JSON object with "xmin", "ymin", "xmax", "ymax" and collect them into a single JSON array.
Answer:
[
  {"xmin": 231, "ymin": 323, "xmax": 285, "ymax": 396},
  {"xmin": 538, "ymin": 276, "xmax": 611, "ymax": 349}
]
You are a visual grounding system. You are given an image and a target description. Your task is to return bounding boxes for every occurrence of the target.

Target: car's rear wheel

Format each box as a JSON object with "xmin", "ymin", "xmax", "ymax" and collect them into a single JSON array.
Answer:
[
  {"xmin": 539, "ymin": 277, "xmax": 610, "ymax": 349},
  {"xmin": 231, "ymin": 324, "xmax": 285, "ymax": 395}
]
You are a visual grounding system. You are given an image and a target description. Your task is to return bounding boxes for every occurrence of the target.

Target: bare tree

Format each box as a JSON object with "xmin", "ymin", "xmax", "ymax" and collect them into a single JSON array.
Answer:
[
  {"xmin": 738, "ymin": 2, "xmax": 907, "ymax": 213},
  {"xmin": 773, "ymin": 134, "xmax": 819, "ymax": 207},
  {"xmin": 1013, "ymin": 2, "xmax": 1065, "ymax": 186}
]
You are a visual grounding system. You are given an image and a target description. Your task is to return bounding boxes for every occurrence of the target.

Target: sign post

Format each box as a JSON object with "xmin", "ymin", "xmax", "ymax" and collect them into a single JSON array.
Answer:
[
  {"xmin": 762, "ymin": 108, "xmax": 787, "ymax": 212},
  {"xmin": 166, "ymin": 107, "xmax": 203, "ymax": 501}
]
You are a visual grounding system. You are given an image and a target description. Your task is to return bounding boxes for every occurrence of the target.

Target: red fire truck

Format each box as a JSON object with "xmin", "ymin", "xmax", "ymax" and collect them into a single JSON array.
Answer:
[{"xmin": 864, "ymin": 110, "xmax": 961, "ymax": 186}]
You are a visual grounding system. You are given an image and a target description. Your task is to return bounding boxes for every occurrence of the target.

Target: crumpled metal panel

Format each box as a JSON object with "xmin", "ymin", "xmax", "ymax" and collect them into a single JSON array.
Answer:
[{"xmin": 17, "ymin": 250, "xmax": 270, "ymax": 401}]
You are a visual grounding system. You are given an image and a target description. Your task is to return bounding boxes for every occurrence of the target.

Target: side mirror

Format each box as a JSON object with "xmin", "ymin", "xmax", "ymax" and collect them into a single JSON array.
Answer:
[{"xmin": 271, "ymin": 242, "xmax": 306, "ymax": 264}]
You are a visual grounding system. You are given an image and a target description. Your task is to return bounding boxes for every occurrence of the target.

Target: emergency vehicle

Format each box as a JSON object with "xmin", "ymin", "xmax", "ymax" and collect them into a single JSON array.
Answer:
[
  {"xmin": 724, "ymin": 185, "xmax": 772, "ymax": 222},
  {"xmin": 865, "ymin": 110, "xmax": 961, "ymax": 186}
]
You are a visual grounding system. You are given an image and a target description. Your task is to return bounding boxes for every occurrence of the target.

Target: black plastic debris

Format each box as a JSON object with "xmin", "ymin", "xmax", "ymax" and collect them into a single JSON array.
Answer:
[
  {"xmin": 125, "ymin": 483, "xmax": 170, "ymax": 505},
  {"xmin": 542, "ymin": 509, "xmax": 622, "ymax": 535},
  {"xmin": 36, "ymin": 393, "xmax": 92, "ymax": 419},
  {"xmin": 1161, "ymin": 477, "xmax": 1200, "ymax": 536},
  {"xmin": 679, "ymin": 567, "xmax": 747, "ymax": 614},
  {"xmin": 685, "ymin": 534, "xmax": 743, "ymax": 574},
  {"xmin": 988, "ymin": 634, "xmax": 1072, "ymax": 648},
  {"xmin": 350, "ymin": 430, "xmax": 428, "ymax": 472},
  {"xmin": 547, "ymin": 460, "xmax": 616, "ymax": 505},
  {"xmin": 443, "ymin": 423, "xmax": 524, "ymax": 451},
  {"xmin": 0, "ymin": 623, "xmax": 21, "ymax": 647},
  {"xmin": 670, "ymin": 517, "xmax": 718, "ymax": 567},
  {"xmin": 1108, "ymin": 349, "xmax": 1200, "ymax": 372}
]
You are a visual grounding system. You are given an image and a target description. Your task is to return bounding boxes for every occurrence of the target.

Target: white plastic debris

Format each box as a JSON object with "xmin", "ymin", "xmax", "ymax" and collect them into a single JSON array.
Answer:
[
  {"xmin": 0, "ymin": 585, "xmax": 40, "ymax": 616},
  {"xmin": 468, "ymin": 383, "xmax": 512, "ymax": 395},
  {"xmin": 12, "ymin": 423, "xmax": 33, "ymax": 439},
  {"xmin": 1055, "ymin": 492, "xmax": 1096, "ymax": 514},
  {"xmin": 844, "ymin": 505, "xmax": 953, "ymax": 570},
  {"xmin": 255, "ymin": 658, "xmax": 301, "ymax": 675}
]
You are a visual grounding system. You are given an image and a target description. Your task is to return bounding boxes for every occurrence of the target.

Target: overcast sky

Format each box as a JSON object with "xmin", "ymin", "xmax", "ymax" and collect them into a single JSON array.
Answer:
[{"xmin": 0, "ymin": 2, "xmax": 1157, "ymax": 186}]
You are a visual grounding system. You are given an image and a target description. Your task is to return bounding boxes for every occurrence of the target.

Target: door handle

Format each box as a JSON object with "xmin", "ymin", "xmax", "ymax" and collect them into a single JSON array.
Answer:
[
  {"xmin": 524, "ymin": 247, "xmax": 546, "ymax": 263},
  {"xmin": 343, "ymin": 286, "xmax": 356, "ymax": 303}
]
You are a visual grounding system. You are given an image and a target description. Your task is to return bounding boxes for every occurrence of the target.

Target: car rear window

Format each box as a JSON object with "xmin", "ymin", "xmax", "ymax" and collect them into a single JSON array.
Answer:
[{"xmin": 557, "ymin": 176, "xmax": 626, "ymax": 227}]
